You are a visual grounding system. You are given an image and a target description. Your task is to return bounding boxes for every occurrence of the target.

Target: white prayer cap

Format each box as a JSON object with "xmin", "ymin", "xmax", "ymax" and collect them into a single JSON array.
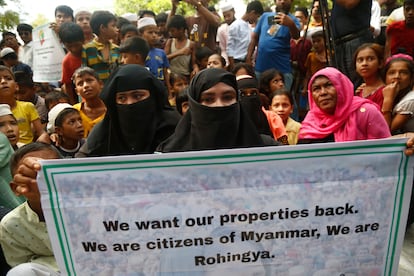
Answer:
[
  {"xmin": 122, "ymin": 12, "xmax": 138, "ymax": 22},
  {"xmin": 0, "ymin": 47, "xmax": 15, "ymax": 58},
  {"xmin": 0, "ymin": 104, "xmax": 13, "ymax": 117},
  {"xmin": 47, "ymin": 103, "xmax": 76, "ymax": 133},
  {"xmin": 137, "ymin": 17, "xmax": 157, "ymax": 30},
  {"xmin": 220, "ymin": 2, "xmax": 234, "ymax": 12}
]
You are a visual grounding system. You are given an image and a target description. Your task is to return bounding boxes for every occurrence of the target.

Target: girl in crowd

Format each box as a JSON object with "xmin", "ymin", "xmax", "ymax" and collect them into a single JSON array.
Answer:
[
  {"xmin": 207, "ymin": 53, "xmax": 226, "ymax": 69},
  {"xmin": 269, "ymin": 90, "xmax": 301, "ymax": 145},
  {"xmin": 354, "ymin": 43, "xmax": 385, "ymax": 108},
  {"xmin": 77, "ymin": 64, "xmax": 180, "ymax": 157},
  {"xmin": 299, "ymin": 67, "xmax": 391, "ymax": 143},
  {"xmin": 382, "ymin": 54, "xmax": 414, "ymax": 134},
  {"xmin": 259, "ymin": 68, "xmax": 285, "ymax": 100},
  {"xmin": 157, "ymin": 68, "xmax": 278, "ymax": 152}
]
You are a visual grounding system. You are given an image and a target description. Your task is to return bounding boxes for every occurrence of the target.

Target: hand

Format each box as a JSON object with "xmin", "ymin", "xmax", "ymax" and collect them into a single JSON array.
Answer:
[
  {"xmin": 49, "ymin": 22, "xmax": 59, "ymax": 34},
  {"xmin": 276, "ymin": 12, "xmax": 293, "ymax": 26},
  {"xmin": 382, "ymin": 82, "xmax": 399, "ymax": 101},
  {"xmin": 177, "ymin": 47, "xmax": 191, "ymax": 55},
  {"xmin": 355, "ymin": 83, "xmax": 366, "ymax": 95},
  {"xmin": 12, "ymin": 156, "xmax": 42, "ymax": 197},
  {"xmin": 405, "ymin": 134, "xmax": 414, "ymax": 156}
]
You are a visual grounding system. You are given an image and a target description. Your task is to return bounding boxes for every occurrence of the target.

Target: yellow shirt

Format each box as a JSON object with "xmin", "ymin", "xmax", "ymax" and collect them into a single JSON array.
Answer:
[
  {"xmin": 286, "ymin": 117, "xmax": 301, "ymax": 145},
  {"xmin": 12, "ymin": 100, "xmax": 40, "ymax": 144},
  {"xmin": 73, "ymin": 102, "xmax": 105, "ymax": 138}
]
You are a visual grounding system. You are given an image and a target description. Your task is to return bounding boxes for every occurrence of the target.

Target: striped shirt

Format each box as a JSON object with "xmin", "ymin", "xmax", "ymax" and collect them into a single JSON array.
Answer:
[{"xmin": 82, "ymin": 38, "xmax": 119, "ymax": 82}]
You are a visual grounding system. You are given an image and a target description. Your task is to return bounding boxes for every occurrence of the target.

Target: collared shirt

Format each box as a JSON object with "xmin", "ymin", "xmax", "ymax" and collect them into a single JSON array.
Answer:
[
  {"xmin": 228, "ymin": 19, "xmax": 251, "ymax": 60},
  {"xmin": 0, "ymin": 202, "xmax": 58, "ymax": 271},
  {"xmin": 82, "ymin": 38, "xmax": 119, "ymax": 82},
  {"xmin": 18, "ymin": 41, "xmax": 33, "ymax": 69}
]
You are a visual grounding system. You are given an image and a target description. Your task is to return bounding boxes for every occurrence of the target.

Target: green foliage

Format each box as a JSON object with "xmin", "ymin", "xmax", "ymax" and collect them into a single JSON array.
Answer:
[
  {"xmin": 114, "ymin": 0, "xmax": 219, "ymax": 17},
  {"xmin": 0, "ymin": 10, "xmax": 19, "ymax": 31}
]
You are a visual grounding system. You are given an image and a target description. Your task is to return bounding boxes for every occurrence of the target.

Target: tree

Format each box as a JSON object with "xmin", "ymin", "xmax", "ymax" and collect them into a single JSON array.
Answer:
[
  {"xmin": 114, "ymin": 0, "xmax": 220, "ymax": 17},
  {"xmin": 0, "ymin": 0, "xmax": 20, "ymax": 31}
]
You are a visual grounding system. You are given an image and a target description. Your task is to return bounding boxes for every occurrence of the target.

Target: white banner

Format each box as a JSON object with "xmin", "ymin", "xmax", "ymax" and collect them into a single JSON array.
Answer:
[
  {"xmin": 38, "ymin": 138, "xmax": 413, "ymax": 275},
  {"xmin": 32, "ymin": 23, "xmax": 65, "ymax": 83}
]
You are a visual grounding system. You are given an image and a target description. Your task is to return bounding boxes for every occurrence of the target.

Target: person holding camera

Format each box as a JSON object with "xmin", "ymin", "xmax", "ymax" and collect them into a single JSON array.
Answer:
[
  {"xmin": 169, "ymin": 0, "xmax": 220, "ymax": 52},
  {"xmin": 246, "ymin": 0, "xmax": 300, "ymax": 91}
]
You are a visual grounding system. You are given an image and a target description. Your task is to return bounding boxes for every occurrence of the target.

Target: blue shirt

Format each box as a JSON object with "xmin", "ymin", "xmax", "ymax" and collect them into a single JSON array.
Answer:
[
  {"xmin": 254, "ymin": 12, "xmax": 300, "ymax": 74},
  {"xmin": 145, "ymin": 48, "xmax": 170, "ymax": 83}
]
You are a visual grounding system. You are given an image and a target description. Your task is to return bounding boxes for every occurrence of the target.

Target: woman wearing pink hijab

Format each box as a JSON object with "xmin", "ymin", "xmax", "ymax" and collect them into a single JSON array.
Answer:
[{"xmin": 299, "ymin": 67, "xmax": 391, "ymax": 143}]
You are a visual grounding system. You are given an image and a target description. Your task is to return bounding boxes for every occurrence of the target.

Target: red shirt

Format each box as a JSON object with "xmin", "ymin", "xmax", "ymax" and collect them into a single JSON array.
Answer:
[
  {"xmin": 387, "ymin": 21, "xmax": 414, "ymax": 57},
  {"xmin": 61, "ymin": 53, "xmax": 82, "ymax": 85}
]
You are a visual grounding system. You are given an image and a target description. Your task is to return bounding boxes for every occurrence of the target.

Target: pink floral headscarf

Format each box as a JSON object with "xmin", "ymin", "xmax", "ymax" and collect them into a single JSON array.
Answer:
[{"xmin": 299, "ymin": 67, "xmax": 376, "ymax": 141}]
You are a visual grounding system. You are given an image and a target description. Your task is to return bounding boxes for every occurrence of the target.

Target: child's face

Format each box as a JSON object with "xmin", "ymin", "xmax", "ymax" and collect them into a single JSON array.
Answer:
[
  {"xmin": 63, "ymin": 41, "xmax": 83, "ymax": 57},
  {"xmin": 141, "ymin": 25, "xmax": 159, "ymax": 47},
  {"xmin": 0, "ymin": 70, "xmax": 18, "ymax": 101},
  {"xmin": 168, "ymin": 27, "xmax": 184, "ymax": 39},
  {"xmin": 198, "ymin": 57, "xmax": 209, "ymax": 70},
  {"xmin": 312, "ymin": 36, "xmax": 325, "ymax": 52},
  {"xmin": 101, "ymin": 20, "xmax": 119, "ymax": 41},
  {"xmin": 270, "ymin": 94, "xmax": 293, "ymax": 123},
  {"xmin": 172, "ymin": 78, "xmax": 188, "ymax": 93},
  {"xmin": 75, "ymin": 11, "xmax": 92, "ymax": 32},
  {"xmin": 269, "ymin": 74, "xmax": 284, "ymax": 92},
  {"xmin": 122, "ymin": 31, "xmax": 138, "ymax": 42},
  {"xmin": 55, "ymin": 11, "xmax": 73, "ymax": 26},
  {"xmin": 55, "ymin": 111, "xmax": 84, "ymax": 142},
  {"xmin": 0, "ymin": 114, "xmax": 19, "ymax": 147},
  {"xmin": 404, "ymin": 4, "xmax": 414, "ymax": 25},
  {"xmin": 74, "ymin": 74, "xmax": 103, "ymax": 100},
  {"xmin": 15, "ymin": 85, "xmax": 35, "ymax": 102},
  {"xmin": 120, "ymin": 52, "xmax": 143, "ymax": 65},
  {"xmin": 355, "ymin": 48, "xmax": 381, "ymax": 79},
  {"xmin": 207, "ymin": 54, "xmax": 224, "ymax": 69},
  {"xmin": 385, "ymin": 61, "xmax": 413, "ymax": 90}
]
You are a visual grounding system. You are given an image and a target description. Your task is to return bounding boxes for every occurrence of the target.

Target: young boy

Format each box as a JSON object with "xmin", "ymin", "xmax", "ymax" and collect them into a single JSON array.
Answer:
[
  {"xmin": 47, "ymin": 103, "xmax": 85, "ymax": 158},
  {"xmin": 138, "ymin": 17, "xmax": 172, "ymax": 93},
  {"xmin": 0, "ymin": 104, "xmax": 21, "ymax": 151},
  {"xmin": 82, "ymin": 10, "xmax": 120, "ymax": 83},
  {"xmin": 44, "ymin": 91, "xmax": 70, "ymax": 111},
  {"xmin": 75, "ymin": 9, "xmax": 93, "ymax": 43},
  {"xmin": 0, "ymin": 47, "xmax": 32, "ymax": 76},
  {"xmin": 0, "ymin": 142, "xmax": 61, "ymax": 275},
  {"xmin": 14, "ymin": 71, "xmax": 48, "ymax": 125},
  {"xmin": 164, "ymin": 14, "xmax": 197, "ymax": 79},
  {"xmin": 302, "ymin": 30, "xmax": 329, "ymax": 95},
  {"xmin": 195, "ymin": 46, "xmax": 214, "ymax": 73},
  {"xmin": 0, "ymin": 66, "xmax": 45, "ymax": 144},
  {"xmin": 58, "ymin": 22, "xmax": 85, "ymax": 104},
  {"xmin": 119, "ymin": 36, "xmax": 150, "ymax": 66},
  {"xmin": 119, "ymin": 24, "xmax": 139, "ymax": 44},
  {"xmin": 72, "ymin": 67, "xmax": 106, "ymax": 138}
]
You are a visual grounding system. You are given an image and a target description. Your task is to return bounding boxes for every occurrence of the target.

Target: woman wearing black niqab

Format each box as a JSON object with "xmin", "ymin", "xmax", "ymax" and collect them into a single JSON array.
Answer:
[
  {"xmin": 77, "ymin": 64, "xmax": 180, "ymax": 157},
  {"xmin": 157, "ymin": 68, "xmax": 278, "ymax": 152}
]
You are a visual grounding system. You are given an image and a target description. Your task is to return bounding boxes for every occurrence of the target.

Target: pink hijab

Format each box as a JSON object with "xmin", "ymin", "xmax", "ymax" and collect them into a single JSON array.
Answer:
[{"xmin": 299, "ymin": 67, "xmax": 378, "ymax": 142}]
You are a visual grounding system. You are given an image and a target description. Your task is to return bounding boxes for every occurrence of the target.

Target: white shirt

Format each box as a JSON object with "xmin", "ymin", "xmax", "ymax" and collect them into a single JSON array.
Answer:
[
  {"xmin": 227, "ymin": 18, "xmax": 251, "ymax": 60},
  {"xmin": 18, "ymin": 41, "xmax": 33, "ymax": 69}
]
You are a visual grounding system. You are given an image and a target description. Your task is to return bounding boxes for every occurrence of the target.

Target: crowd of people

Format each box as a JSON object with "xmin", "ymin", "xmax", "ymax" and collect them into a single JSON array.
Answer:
[{"xmin": 0, "ymin": 0, "xmax": 414, "ymax": 274}]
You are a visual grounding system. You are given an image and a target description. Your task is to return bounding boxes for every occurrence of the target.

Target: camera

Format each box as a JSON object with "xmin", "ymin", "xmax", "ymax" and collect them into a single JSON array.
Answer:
[{"xmin": 267, "ymin": 16, "xmax": 276, "ymax": 25}]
